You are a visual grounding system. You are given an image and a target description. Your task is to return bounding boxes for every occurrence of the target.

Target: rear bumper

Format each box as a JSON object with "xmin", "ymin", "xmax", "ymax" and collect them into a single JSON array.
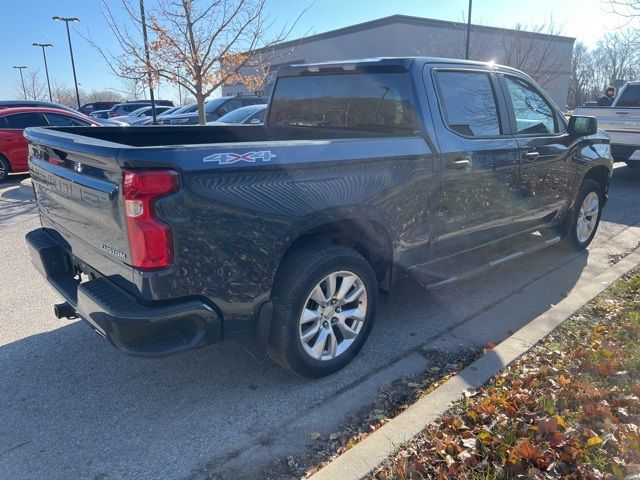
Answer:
[{"xmin": 25, "ymin": 228, "xmax": 222, "ymax": 357}]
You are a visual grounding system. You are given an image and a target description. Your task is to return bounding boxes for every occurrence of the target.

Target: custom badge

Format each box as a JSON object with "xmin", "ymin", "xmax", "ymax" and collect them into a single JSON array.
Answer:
[{"xmin": 203, "ymin": 151, "xmax": 276, "ymax": 164}]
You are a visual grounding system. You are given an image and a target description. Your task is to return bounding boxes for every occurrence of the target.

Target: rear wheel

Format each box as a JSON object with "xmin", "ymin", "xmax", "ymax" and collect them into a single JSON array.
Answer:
[
  {"xmin": 561, "ymin": 179, "xmax": 603, "ymax": 250},
  {"xmin": 0, "ymin": 156, "xmax": 9, "ymax": 183},
  {"xmin": 267, "ymin": 245, "xmax": 378, "ymax": 377}
]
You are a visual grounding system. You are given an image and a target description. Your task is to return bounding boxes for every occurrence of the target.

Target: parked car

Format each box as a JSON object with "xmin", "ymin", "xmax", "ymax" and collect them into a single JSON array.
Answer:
[
  {"xmin": 108, "ymin": 100, "xmax": 174, "ymax": 118},
  {"xmin": 24, "ymin": 57, "xmax": 612, "ymax": 377},
  {"xmin": 137, "ymin": 104, "xmax": 199, "ymax": 125},
  {"xmin": 0, "ymin": 99, "xmax": 77, "ymax": 114},
  {"xmin": 89, "ymin": 109, "xmax": 111, "ymax": 119},
  {"xmin": 207, "ymin": 104, "xmax": 267, "ymax": 125},
  {"xmin": 0, "ymin": 107, "xmax": 99, "ymax": 182},
  {"xmin": 79, "ymin": 101, "xmax": 119, "ymax": 115},
  {"xmin": 575, "ymin": 81, "xmax": 640, "ymax": 167},
  {"xmin": 157, "ymin": 96, "xmax": 266, "ymax": 125},
  {"xmin": 112, "ymin": 105, "xmax": 174, "ymax": 125}
]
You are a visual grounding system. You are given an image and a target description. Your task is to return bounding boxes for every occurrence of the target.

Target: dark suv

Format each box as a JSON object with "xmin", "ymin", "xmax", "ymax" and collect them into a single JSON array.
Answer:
[
  {"xmin": 79, "ymin": 102, "xmax": 119, "ymax": 115},
  {"xmin": 157, "ymin": 96, "xmax": 267, "ymax": 125}
]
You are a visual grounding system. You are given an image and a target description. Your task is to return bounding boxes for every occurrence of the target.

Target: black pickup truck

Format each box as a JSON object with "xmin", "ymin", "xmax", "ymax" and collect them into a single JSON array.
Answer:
[{"xmin": 24, "ymin": 58, "xmax": 612, "ymax": 377}]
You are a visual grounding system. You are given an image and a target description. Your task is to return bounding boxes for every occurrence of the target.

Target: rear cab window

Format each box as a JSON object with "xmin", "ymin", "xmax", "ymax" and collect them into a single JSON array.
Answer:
[
  {"xmin": 616, "ymin": 84, "xmax": 640, "ymax": 107},
  {"xmin": 268, "ymin": 72, "xmax": 418, "ymax": 134},
  {"xmin": 433, "ymin": 70, "xmax": 502, "ymax": 137}
]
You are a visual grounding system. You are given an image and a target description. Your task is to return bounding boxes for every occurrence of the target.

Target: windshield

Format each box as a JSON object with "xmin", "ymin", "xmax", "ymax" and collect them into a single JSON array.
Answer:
[
  {"xmin": 218, "ymin": 105, "xmax": 263, "ymax": 123},
  {"xmin": 204, "ymin": 98, "xmax": 228, "ymax": 114},
  {"xmin": 268, "ymin": 72, "xmax": 417, "ymax": 134},
  {"xmin": 130, "ymin": 106, "xmax": 150, "ymax": 116}
]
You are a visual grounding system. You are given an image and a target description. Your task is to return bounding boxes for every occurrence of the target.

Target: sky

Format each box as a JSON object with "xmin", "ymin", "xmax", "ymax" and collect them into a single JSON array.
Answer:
[{"xmin": 0, "ymin": 0, "xmax": 634, "ymax": 102}]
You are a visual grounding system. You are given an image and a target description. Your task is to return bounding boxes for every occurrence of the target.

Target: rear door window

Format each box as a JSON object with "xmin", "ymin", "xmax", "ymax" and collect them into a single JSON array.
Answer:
[
  {"xmin": 217, "ymin": 99, "xmax": 242, "ymax": 116},
  {"xmin": 504, "ymin": 76, "xmax": 558, "ymax": 135},
  {"xmin": 269, "ymin": 72, "xmax": 418, "ymax": 133},
  {"xmin": 44, "ymin": 113, "xmax": 91, "ymax": 126},
  {"xmin": 4, "ymin": 112, "xmax": 49, "ymax": 129},
  {"xmin": 434, "ymin": 71, "xmax": 501, "ymax": 137},
  {"xmin": 616, "ymin": 85, "xmax": 640, "ymax": 107}
]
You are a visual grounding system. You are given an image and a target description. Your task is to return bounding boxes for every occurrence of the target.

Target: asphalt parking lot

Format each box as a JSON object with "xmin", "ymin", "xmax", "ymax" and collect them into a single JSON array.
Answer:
[{"xmin": 1, "ymin": 166, "xmax": 639, "ymax": 480}]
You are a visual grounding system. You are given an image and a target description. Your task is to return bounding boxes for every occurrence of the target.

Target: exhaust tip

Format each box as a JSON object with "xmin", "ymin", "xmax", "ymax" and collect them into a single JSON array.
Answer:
[{"xmin": 54, "ymin": 302, "xmax": 78, "ymax": 320}]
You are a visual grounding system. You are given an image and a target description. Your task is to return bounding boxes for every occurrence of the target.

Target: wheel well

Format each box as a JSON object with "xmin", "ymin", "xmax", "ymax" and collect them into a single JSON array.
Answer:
[
  {"xmin": 0, "ymin": 153, "xmax": 11, "ymax": 173},
  {"xmin": 282, "ymin": 219, "xmax": 393, "ymax": 288},
  {"xmin": 584, "ymin": 165, "xmax": 610, "ymax": 194}
]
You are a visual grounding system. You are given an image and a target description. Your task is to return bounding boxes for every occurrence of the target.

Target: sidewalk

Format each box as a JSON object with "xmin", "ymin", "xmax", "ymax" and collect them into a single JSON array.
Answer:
[{"xmin": 309, "ymin": 250, "xmax": 640, "ymax": 480}]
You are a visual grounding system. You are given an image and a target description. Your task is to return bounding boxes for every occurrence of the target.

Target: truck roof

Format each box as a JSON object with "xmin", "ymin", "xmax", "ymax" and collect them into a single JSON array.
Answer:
[{"xmin": 278, "ymin": 56, "xmax": 523, "ymax": 76}]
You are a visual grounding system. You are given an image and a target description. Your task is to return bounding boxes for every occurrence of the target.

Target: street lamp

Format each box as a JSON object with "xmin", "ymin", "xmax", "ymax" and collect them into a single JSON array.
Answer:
[
  {"xmin": 52, "ymin": 16, "xmax": 81, "ymax": 109},
  {"xmin": 12, "ymin": 66, "xmax": 27, "ymax": 99},
  {"xmin": 465, "ymin": 0, "xmax": 473, "ymax": 60},
  {"xmin": 33, "ymin": 43, "xmax": 53, "ymax": 102}
]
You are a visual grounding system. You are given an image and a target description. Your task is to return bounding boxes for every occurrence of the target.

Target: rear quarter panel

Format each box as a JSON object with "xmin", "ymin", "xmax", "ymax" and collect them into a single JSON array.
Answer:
[{"xmin": 117, "ymin": 137, "xmax": 436, "ymax": 331}]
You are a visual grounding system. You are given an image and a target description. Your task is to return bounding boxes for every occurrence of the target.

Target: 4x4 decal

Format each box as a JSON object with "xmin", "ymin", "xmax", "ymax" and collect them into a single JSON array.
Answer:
[{"xmin": 203, "ymin": 151, "xmax": 276, "ymax": 164}]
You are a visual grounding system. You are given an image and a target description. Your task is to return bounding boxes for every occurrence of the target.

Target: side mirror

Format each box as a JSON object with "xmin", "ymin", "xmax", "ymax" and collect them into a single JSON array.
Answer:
[{"xmin": 568, "ymin": 115, "xmax": 597, "ymax": 136}]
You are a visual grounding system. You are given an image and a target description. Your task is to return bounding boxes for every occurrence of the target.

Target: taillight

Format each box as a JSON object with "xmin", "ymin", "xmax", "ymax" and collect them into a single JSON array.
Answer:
[{"xmin": 123, "ymin": 169, "xmax": 180, "ymax": 270}]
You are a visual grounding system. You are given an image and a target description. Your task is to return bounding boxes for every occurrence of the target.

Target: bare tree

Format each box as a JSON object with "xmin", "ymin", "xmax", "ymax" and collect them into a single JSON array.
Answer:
[
  {"xmin": 88, "ymin": 0, "xmax": 307, "ymax": 124},
  {"xmin": 51, "ymin": 81, "xmax": 78, "ymax": 106},
  {"xmin": 84, "ymin": 89, "xmax": 126, "ymax": 103},
  {"xmin": 607, "ymin": 0, "xmax": 640, "ymax": 18},
  {"xmin": 568, "ymin": 42, "xmax": 595, "ymax": 108},
  {"xmin": 591, "ymin": 29, "xmax": 640, "ymax": 85},
  {"xmin": 18, "ymin": 69, "xmax": 48, "ymax": 101},
  {"xmin": 499, "ymin": 20, "xmax": 569, "ymax": 88}
]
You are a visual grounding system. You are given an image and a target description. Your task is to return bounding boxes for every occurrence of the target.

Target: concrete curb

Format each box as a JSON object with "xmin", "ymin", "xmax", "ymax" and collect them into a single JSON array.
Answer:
[{"xmin": 309, "ymin": 249, "xmax": 640, "ymax": 480}]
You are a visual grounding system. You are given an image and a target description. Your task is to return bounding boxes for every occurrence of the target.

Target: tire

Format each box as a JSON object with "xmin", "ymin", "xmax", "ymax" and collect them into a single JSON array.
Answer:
[
  {"xmin": 0, "ymin": 156, "xmax": 9, "ymax": 183},
  {"xmin": 561, "ymin": 179, "xmax": 603, "ymax": 251},
  {"xmin": 267, "ymin": 244, "xmax": 378, "ymax": 377}
]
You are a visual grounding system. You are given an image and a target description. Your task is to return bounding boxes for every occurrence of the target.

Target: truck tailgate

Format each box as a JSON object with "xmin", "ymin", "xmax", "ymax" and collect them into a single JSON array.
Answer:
[{"xmin": 26, "ymin": 131, "xmax": 133, "ymax": 284}]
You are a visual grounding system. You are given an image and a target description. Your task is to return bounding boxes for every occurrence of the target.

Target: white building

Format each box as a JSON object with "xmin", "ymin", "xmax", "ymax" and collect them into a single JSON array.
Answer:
[{"xmin": 223, "ymin": 15, "xmax": 575, "ymax": 108}]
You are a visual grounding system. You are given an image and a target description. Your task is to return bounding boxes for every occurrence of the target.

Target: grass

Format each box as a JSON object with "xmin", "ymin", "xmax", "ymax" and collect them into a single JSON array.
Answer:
[{"xmin": 371, "ymin": 268, "xmax": 640, "ymax": 480}]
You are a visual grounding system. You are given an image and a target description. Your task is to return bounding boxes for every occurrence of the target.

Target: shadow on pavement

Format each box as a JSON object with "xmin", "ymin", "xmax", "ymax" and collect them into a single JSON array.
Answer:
[{"xmin": 0, "ymin": 242, "xmax": 590, "ymax": 479}]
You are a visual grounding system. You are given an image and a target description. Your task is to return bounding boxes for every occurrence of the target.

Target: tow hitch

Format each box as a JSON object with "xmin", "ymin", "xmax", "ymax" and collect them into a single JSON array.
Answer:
[{"xmin": 54, "ymin": 302, "xmax": 78, "ymax": 320}]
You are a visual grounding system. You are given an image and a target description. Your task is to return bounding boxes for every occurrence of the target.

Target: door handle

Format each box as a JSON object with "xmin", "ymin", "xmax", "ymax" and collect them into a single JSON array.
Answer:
[
  {"xmin": 447, "ymin": 158, "xmax": 471, "ymax": 170},
  {"xmin": 615, "ymin": 111, "xmax": 630, "ymax": 115},
  {"xmin": 523, "ymin": 151, "xmax": 540, "ymax": 162}
]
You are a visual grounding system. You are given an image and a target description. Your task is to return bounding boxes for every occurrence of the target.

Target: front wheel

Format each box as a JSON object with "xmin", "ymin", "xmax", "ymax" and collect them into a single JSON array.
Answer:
[
  {"xmin": 267, "ymin": 245, "xmax": 378, "ymax": 377},
  {"xmin": 0, "ymin": 156, "xmax": 9, "ymax": 183},
  {"xmin": 561, "ymin": 179, "xmax": 603, "ymax": 250}
]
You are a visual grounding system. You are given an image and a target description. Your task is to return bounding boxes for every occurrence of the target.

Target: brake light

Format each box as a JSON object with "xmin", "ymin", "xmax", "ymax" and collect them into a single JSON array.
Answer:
[{"xmin": 123, "ymin": 169, "xmax": 180, "ymax": 270}]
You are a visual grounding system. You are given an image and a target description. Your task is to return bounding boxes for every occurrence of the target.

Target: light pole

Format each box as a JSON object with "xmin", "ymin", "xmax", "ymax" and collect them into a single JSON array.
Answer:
[
  {"xmin": 33, "ymin": 43, "xmax": 53, "ymax": 102},
  {"xmin": 139, "ymin": 0, "xmax": 157, "ymax": 124},
  {"xmin": 465, "ymin": 0, "xmax": 473, "ymax": 60},
  {"xmin": 13, "ymin": 66, "xmax": 27, "ymax": 99},
  {"xmin": 52, "ymin": 16, "xmax": 81, "ymax": 109}
]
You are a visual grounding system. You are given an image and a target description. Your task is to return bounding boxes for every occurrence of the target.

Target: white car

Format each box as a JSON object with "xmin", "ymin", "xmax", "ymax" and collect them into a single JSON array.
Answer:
[
  {"xmin": 111, "ymin": 105, "xmax": 173, "ymax": 125},
  {"xmin": 576, "ymin": 81, "xmax": 640, "ymax": 168}
]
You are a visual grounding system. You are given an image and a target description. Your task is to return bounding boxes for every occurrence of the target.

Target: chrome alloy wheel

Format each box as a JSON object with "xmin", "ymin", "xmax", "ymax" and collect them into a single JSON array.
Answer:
[
  {"xmin": 298, "ymin": 271, "xmax": 368, "ymax": 361},
  {"xmin": 577, "ymin": 191, "xmax": 599, "ymax": 244}
]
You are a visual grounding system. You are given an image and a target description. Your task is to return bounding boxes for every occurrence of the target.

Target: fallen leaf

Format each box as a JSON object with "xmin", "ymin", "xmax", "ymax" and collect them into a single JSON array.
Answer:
[
  {"xmin": 586, "ymin": 436, "xmax": 603, "ymax": 447},
  {"xmin": 310, "ymin": 432, "xmax": 321, "ymax": 441}
]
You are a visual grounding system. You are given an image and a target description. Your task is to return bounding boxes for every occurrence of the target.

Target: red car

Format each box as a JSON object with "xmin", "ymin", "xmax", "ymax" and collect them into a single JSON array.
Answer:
[{"xmin": 0, "ymin": 107, "xmax": 99, "ymax": 183}]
